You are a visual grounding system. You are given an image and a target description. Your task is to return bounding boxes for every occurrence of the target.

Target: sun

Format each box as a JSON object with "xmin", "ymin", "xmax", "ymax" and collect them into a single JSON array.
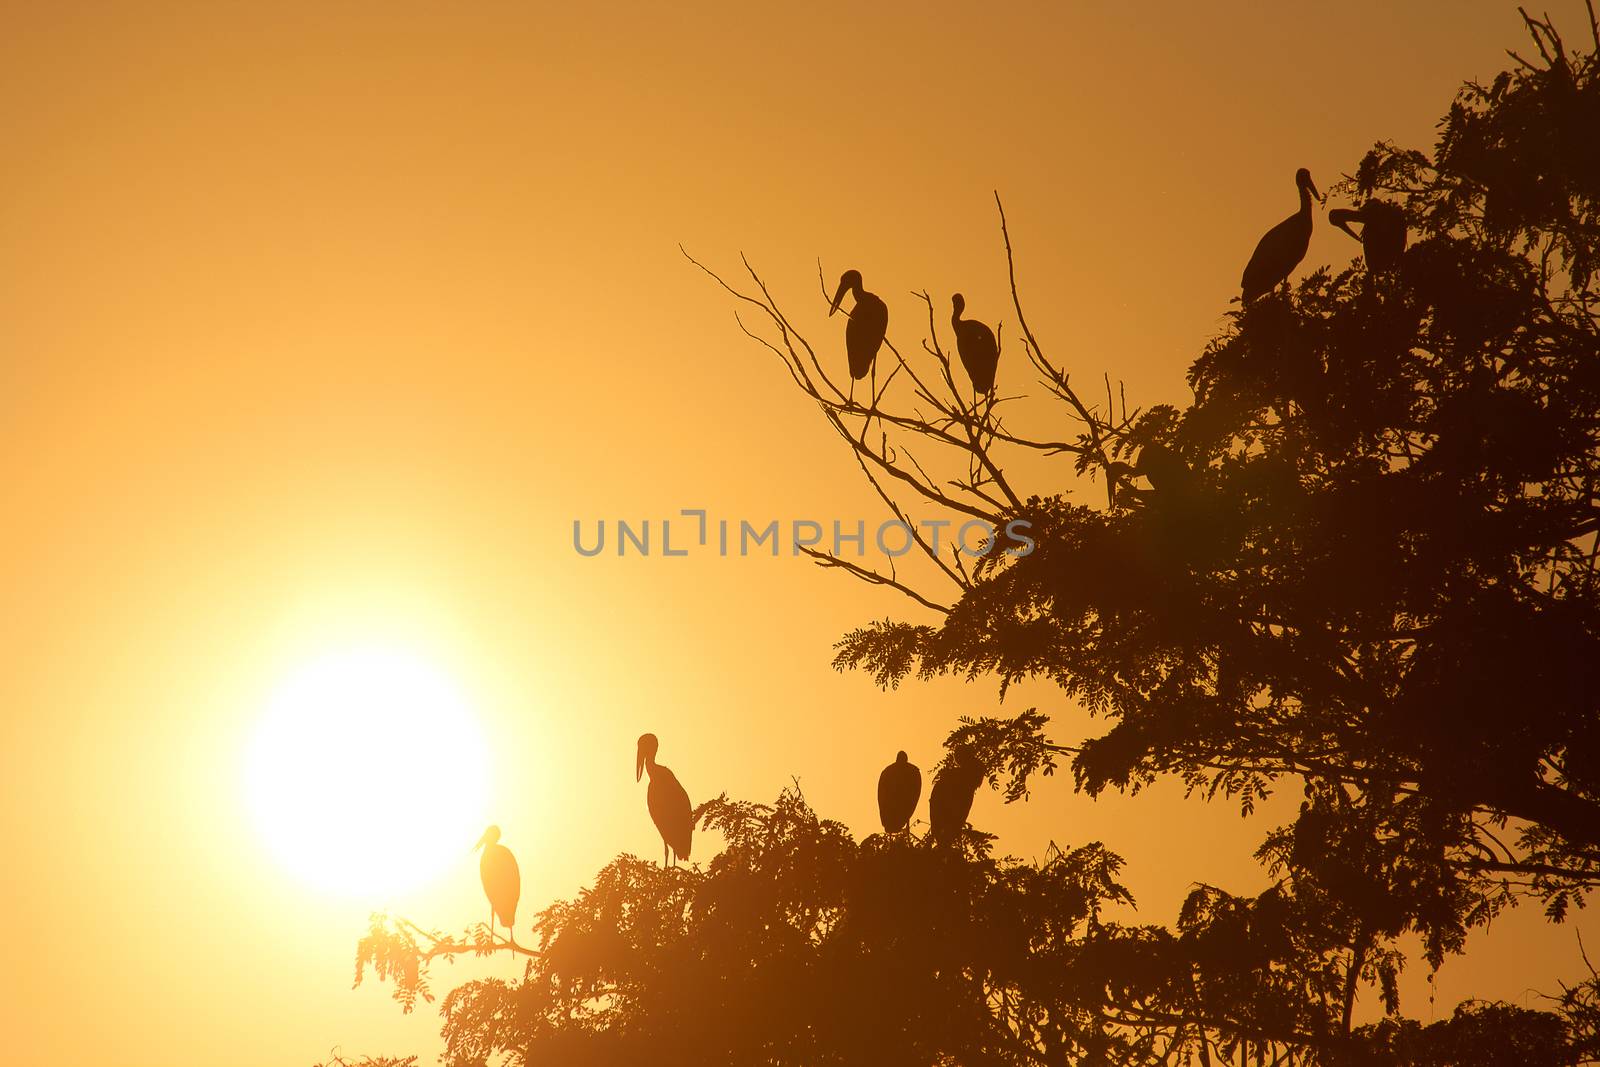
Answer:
[{"xmin": 245, "ymin": 644, "xmax": 491, "ymax": 897}]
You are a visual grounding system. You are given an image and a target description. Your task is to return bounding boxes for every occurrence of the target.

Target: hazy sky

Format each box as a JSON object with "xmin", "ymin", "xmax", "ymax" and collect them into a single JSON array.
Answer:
[{"xmin": 3, "ymin": 3, "xmax": 1596, "ymax": 1064}]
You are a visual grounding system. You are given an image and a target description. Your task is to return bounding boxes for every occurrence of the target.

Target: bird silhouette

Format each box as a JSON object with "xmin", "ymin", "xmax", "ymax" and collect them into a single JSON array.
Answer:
[
  {"xmin": 473, "ymin": 825, "xmax": 520, "ymax": 955},
  {"xmin": 877, "ymin": 750, "xmax": 922, "ymax": 835},
  {"xmin": 829, "ymin": 269, "xmax": 889, "ymax": 408},
  {"xmin": 1135, "ymin": 442, "xmax": 1193, "ymax": 493},
  {"xmin": 928, "ymin": 758, "xmax": 984, "ymax": 844},
  {"xmin": 636, "ymin": 732, "xmax": 693, "ymax": 867},
  {"xmin": 1329, "ymin": 200, "xmax": 1406, "ymax": 273},
  {"xmin": 1241, "ymin": 168, "xmax": 1323, "ymax": 303},
  {"xmin": 951, "ymin": 293, "xmax": 998, "ymax": 396}
]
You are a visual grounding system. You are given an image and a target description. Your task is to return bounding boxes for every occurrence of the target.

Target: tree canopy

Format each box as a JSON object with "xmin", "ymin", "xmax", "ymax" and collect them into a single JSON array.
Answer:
[
  {"xmin": 352, "ymin": 787, "xmax": 1598, "ymax": 1065},
  {"xmin": 341, "ymin": 10, "xmax": 1600, "ymax": 1066}
]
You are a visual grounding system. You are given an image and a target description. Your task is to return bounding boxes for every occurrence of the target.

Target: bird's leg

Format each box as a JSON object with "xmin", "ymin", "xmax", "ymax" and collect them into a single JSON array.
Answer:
[
  {"xmin": 663, "ymin": 841, "xmax": 669, "ymax": 868},
  {"xmin": 860, "ymin": 363, "xmax": 881, "ymax": 439}
]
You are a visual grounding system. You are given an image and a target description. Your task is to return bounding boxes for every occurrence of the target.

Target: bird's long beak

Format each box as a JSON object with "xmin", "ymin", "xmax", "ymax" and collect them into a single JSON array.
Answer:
[
  {"xmin": 1328, "ymin": 208, "xmax": 1362, "ymax": 242},
  {"xmin": 1311, "ymin": 179, "xmax": 1325, "ymax": 205},
  {"xmin": 636, "ymin": 747, "xmax": 645, "ymax": 782},
  {"xmin": 829, "ymin": 278, "xmax": 848, "ymax": 317},
  {"xmin": 472, "ymin": 830, "xmax": 490, "ymax": 853}
]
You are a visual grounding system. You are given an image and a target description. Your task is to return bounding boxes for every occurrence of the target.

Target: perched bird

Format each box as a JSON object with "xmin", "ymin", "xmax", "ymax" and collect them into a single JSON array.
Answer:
[
  {"xmin": 877, "ymin": 750, "xmax": 922, "ymax": 835},
  {"xmin": 829, "ymin": 269, "xmax": 889, "ymax": 406},
  {"xmin": 928, "ymin": 758, "xmax": 984, "ymax": 844},
  {"xmin": 473, "ymin": 825, "xmax": 521, "ymax": 955},
  {"xmin": 1135, "ymin": 442, "xmax": 1193, "ymax": 493},
  {"xmin": 1241, "ymin": 168, "xmax": 1323, "ymax": 303},
  {"xmin": 950, "ymin": 293, "xmax": 999, "ymax": 395},
  {"xmin": 1329, "ymin": 200, "xmax": 1406, "ymax": 273},
  {"xmin": 636, "ymin": 732, "xmax": 693, "ymax": 867}
]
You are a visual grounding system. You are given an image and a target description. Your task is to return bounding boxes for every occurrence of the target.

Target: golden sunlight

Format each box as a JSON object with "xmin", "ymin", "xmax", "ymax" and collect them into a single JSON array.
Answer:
[{"xmin": 245, "ymin": 645, "xmax": 490, "ymax": 897}]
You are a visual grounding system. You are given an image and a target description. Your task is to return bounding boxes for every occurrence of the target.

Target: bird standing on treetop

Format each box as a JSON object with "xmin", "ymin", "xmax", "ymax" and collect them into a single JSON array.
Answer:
[
  {"xmin": 473, "ymin": 825, "xmax": 521, "ymax": 956},
  {"xmin": 951, "ymin": 293, "xmax": 999, "ymax": 396},
  {"xmin": 928, "ymin": 757, "xmax": 984, "ymax": 844},
  {"xmin": 877, "ymin": 750, "xmax": 922, "ymax": 835},
  {"xmin": 636, "ymin": 732, "xmax": 693, "ymax": 867},
  {"xmin": 1241, "ymin": 168, "xmax": 1323, "ymax": 303},
  {"xmin": 829, "ymin": 269, "xmax": 889, "ymax": 407},
  {"xmin": 1329, "ymin": 200, "xmax": 1407, "ymax": 273},
  {"xmin": 1135, "ymin": 442, "xmax": 1194, "ymax": 494}
]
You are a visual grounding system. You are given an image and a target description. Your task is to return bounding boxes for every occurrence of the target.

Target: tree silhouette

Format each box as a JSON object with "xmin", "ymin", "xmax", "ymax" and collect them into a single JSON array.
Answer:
[
  {"xmin": 335, "ymin": 9, "xmax": 1600, "ymax": 1066},
  {"xmin": 693, "ymin": 0, "xmax": 1600, "ymax": 997},
  {"xmin": 344, "ymin": 785, "xmax": 1597, "ymax": 1066}
]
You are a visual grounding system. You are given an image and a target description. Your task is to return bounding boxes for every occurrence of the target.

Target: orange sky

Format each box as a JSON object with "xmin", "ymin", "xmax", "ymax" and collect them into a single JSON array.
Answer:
[{"xmin": 3, "ymin": 3, "xmax": 1596, "ymax": 1064}]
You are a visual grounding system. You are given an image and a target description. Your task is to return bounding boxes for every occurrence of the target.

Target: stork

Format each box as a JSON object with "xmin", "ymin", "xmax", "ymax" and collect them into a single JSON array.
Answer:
[
  {"xmin": 1241, "ymin": 168, "xmax": 1323, "ymax": 303},
  {"xmin": 473, "ymin": 825, "xmax": 520, "ymax": 955},
  {"xmin": 1329, "ymin": 200, "xmax": 1406, "ymax": 273},
  {"xmin": 829, "ymin": 269, "xmax": 889, "ymax": 409},
  {"xmin": 951, "ymin": 293, "xmax": 999, "ymax": 397},
  {"xmin": 636, "ymin": 733, "xmax": 693, "ymax": 867},
  {"xmin": 1135, "ymin": 442, "xmax": 1193, "ymax": 493},
  {"xmin": 928, "ymin": 758, "xmax": 984, "ymax": 844},
  {"xmin": 877, "ymin": 750, "xmax": 922, "ymax": 835}
]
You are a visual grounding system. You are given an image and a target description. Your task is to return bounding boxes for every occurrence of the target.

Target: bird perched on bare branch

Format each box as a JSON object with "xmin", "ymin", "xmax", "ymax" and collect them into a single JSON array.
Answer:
[
  {"xmin": 636, "ymin": 732, "xmax": 693, "ymax": 867},
  {"xmin": 877, "ymin": 750, "xmax": 922, "ymax": 835},
  {"xmin": 951, "ymin": 293, "xmax": 999, "ymax": 396},
  {"xmin": 473, "ymin": 825, "xmax": 520, "ymax": 955},
  {"xmin": 830, "ymin": 269, "xmax": 889, "ymax": 407},
  {"xmin": 1242, "ymin": 168, "xmax": 1323, "ymax": 302}
]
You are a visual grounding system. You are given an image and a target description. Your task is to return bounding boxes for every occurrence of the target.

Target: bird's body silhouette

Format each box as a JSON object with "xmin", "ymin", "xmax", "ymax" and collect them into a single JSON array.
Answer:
[
  {"xmin": 473, "ymin": 825, "xmax": 521, "ymax": 955},
  {"xmin": 1329, "ymin": 200, "xmax": 1406, "ymax": 273},
  {"xmin": 928, "ymin": 759, "xmax": 984, "ymax": 844},
  {"xmin": 1241, "ymin": 168, "xmax": 1323, "ymax": 302},
  {"xmin": 829, "ymin": 269, "xmax": 888, "ymax": 406},
  {"xmin": 1135, "ymin": 442, "xmax": 1192, "ymax": 493},
  {"xmin": 877, "ymin": 750, "xmax": 922, "ymax": 834},
  {"xmin": 637, "ymin": 732, "xmax": 693, "ymax": 867},
  {"xmin": 951, "ymin": 293, "xmax": 998, "ymax": 395}
]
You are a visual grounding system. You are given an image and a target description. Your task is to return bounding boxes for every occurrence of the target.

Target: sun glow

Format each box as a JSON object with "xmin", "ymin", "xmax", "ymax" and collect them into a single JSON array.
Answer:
[{"xmin": 245, "ymin": 645, "xmax": 491, "ymax": 897}]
